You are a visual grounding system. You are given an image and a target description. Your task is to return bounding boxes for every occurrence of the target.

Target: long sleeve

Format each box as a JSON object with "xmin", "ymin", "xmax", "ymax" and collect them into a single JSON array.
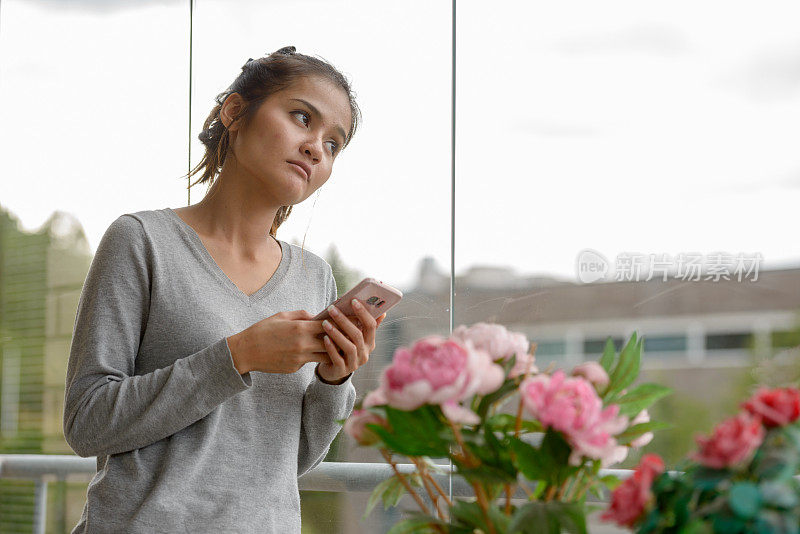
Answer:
[
  {"xmin": 297, "ymin": 267, "xmax": 356, "ymax": 476},
  {"xmin": 63, "ymin": 215, "xmax": 250, "ymax": 458}
]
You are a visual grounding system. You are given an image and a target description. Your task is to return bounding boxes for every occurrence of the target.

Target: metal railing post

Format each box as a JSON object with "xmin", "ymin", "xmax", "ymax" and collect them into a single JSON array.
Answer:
[{"xmin": 34, "ymin": 479, "xmax": 48, "ymax": 534}]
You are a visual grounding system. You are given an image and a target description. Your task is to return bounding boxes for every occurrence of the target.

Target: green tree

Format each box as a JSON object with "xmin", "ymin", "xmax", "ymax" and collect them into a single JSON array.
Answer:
[{"xmin": 325, "ymin": 244, "xmax": 362, "ymax": 295}]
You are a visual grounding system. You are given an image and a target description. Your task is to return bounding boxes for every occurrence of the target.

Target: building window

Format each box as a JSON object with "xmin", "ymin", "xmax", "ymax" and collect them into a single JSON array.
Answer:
[
  {"xmin": 583, "ymin": 337, "xmax": 623, "ymax": 356},
  {"xmin": 536, "ymin": 340, "xmax": 566, "ymax": 357},
  {"xmin": 643, "ymin": 335, "xmax": 687, "ymax": 352},
  {"xmin": 706, "ymin": 332, "xmax": 751, "ymax": 351}
]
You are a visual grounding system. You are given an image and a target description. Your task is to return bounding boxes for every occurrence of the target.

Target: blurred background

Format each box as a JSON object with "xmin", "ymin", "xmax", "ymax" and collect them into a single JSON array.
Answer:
[{"xmin": 1, "ymin": 0, "xmax": 799, "ymax": 532}]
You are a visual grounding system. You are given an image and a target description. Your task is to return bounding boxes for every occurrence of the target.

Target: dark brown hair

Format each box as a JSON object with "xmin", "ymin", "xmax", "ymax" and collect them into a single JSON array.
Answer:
[{"xmin": 187, "ymin": 46, "xmax": 361, "ymax": 236}]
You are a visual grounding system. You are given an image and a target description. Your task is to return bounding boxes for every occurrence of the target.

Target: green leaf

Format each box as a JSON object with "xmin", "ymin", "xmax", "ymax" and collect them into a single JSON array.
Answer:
[
  {"xmin": 386, "ymin": 516, "xmax": 445, "ymax": 534},
  {"xmin": 363, "ymin": 476, "xmax": 402, "ymax": 519},
  {"xmin": 689, "ymin": 466, "xmax": 731, "ymax": 491},
  {"xmin": 539, "ymin": 429, "xmax": 575, "ymax": 486},
  {"xmin": 370, "ymin": 405, "xmax": 450, "ymax": 457},
  {"xmin": 613, "ymin": 383, "xmax": 673, "ymax": 417},
  {"xmin": 729, "ymin": 482, "xmax": 761, "ymax": 519},
  {"xmin": 680, "ymin": 519, "xmax": 714, "ymax": 534},
  {"xmin": 383, "ymin": 476, "xmax": 407, "ymax": 509},
  {"xmin": 607, "ymin": 333, "xmax": 641, "ymax": 397},
  {"xmin": 599, "ymin": 337, "xmax": 616, "ymax": 374},
  {"xmin": 504, "ymin": 352, "xmax": 518, "ymax": 377},
  {"xmin": 509, "ymin": 436, "xmax": 550, "ymax": 483},
  {"xmin": 600, "ymin": 474, "xmax": 622, "ymax": 491},
  {"xmin": 756, "ymin": 509, "xmax": 800, "ymax": 534},
  {"xmin": 509, "ymin": 501, "xmax": 587, "ymax": 534},
  {"xmin": 752, "ymin": 429, "xmax": 800, "ymax": 482},
  {"xmin": 759, "ymin": 481, "xmax": 798, "ymax": 510},
  {"xmin": 485, "ymin": 413, "xmax": 543, "ymax": 434},
  {"xmin": 476, "ymin": 379, "xmax": 519, "ymax": 420},
  {"xmin": 616, "ymin": 421, "xmax": 672, "ymax": 445},
  {"xmin": 510, "ymin": 430, "xmax": 577, "ymax": 488}
]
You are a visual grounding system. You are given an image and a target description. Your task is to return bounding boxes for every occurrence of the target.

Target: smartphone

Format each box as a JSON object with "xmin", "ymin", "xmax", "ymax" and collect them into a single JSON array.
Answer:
[{"xmin": 313, "ymin": 277, "xmax": 403, "ymax": 321}]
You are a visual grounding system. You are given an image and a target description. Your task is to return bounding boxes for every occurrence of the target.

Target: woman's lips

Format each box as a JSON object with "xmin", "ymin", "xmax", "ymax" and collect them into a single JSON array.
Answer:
[{"xmin": 287, "ymin": 161, "xmax": 310, "ymax": 180}]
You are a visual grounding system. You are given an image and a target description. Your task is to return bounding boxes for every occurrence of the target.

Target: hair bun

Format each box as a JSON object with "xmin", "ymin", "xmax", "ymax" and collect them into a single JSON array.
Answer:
[{"xmin": 273, "ymin": 46, "xmax": 296, "ymax": 55}]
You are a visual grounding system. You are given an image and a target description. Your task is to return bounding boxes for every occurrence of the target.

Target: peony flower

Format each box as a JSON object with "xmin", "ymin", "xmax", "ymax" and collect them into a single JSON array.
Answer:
[
  {"xmin": 601, "ymin": 454, "xmax": 665, "ymax": 527},
  {"xmin": 521, "ymin": 371, "xmax": 628, "ymax": 467},
  {"xmin": 452, "ymin": 322, "xmax": 536, "ymax": 378},
  {"xmin": 344, "ymin": 409, "xmax": 386, "ymax": 446},
  {"xmin": 691, "ymin": 411, "xmax": 765, "ymax": 469},
  {"xmin": 380, "ymin": 336, "xmax": 504, "ymax": 415},
  {"xmin": 742, "ymin": 387, "xmax": 800, "ymax": 428},
  {"xmin": 571, "ymin": 362, "xmax": 610, "ymax": 392},
  {"xmin": 629, "ymin": 409, "xmax": 654, "ymax": 448},
  {"xmin": 362, "ymin": 388, "xmax": 387, "ymax": 408}
]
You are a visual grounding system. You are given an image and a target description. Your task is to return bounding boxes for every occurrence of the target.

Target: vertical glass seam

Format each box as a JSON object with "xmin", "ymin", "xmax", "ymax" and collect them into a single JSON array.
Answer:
[
  {"xmin": 449, "ymin": 0, "xmax": 457, "ymax": 507},
  {"xmin": 187, "ymin": 0, "xmax": 194, "ymax": 206}
]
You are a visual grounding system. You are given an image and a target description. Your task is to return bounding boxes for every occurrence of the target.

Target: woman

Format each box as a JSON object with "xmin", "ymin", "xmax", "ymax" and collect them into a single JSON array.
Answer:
[{"xmin": 63, "ymin": 46, "xmax": 382, "ymax": 533}]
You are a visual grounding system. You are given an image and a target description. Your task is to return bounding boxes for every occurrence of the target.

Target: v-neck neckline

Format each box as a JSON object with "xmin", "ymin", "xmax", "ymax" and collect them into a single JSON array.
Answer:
[{"xmin": 164, "ymin": 207, "xmax": 290, "ymax": 305}]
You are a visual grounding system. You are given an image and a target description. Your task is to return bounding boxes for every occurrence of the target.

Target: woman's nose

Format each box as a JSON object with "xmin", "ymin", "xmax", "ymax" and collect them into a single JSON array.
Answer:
[{"xmin": 301, "ymin": 139, "xmax": 322, "ymax": 162}]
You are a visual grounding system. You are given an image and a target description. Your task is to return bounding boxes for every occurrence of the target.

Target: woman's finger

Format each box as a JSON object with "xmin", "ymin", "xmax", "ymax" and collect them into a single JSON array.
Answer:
[
  {"xmin": 326, "ymin": 305, "xmax": 365, "ymax": 349},
  {"xmin": 348, "ymin": 300, "xmax": 377, "ymax": 348},
  {"xmin": 321, "ymin": 335, "xmax": 349, "ymax": 377},
  {"xmin": 322, "ymin": 320, "xmax": 357, "ymax": 371}
]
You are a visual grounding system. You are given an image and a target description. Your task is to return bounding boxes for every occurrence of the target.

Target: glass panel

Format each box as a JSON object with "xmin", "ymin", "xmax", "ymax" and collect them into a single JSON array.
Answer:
[
  {"xmin": 456, "ymin": 3, "xmax": 800, "ymax": 532},
  {"xmin": 644, "ymin": 335, "xmax": 687, "ymax": 353},
  {"xmin": 0, "ymin": 1, "xmax": 189, "ymax": 531},
  {"xmin": 191, "ymin": 1, "xmax": 451, "ymax": 532}
]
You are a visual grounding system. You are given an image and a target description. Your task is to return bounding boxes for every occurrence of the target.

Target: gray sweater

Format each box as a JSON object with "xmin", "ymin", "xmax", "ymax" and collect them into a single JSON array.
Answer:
[{"xmin": 63, "ymin": 208, "xmax": 355, "ymax": 533}]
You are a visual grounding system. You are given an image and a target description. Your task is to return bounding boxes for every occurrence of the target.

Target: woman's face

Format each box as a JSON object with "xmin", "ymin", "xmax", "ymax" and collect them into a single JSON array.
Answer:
[{"xmin": 227, "ymin": 75, "xmax": 352, "ymax": 205}]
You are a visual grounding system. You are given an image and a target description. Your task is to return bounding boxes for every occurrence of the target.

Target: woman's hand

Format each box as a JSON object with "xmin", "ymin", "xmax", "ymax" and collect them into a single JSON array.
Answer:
[
  {"xmin": 226, "ymin": 305, "xmax": 385, "ymax": 378},
  {"xmin": 227, "ymin": 310, "xmax": 330, "ymax": 375},
  {"xmin": 317, "ymin": 300, "xmax": 386, "ymax": 383}
]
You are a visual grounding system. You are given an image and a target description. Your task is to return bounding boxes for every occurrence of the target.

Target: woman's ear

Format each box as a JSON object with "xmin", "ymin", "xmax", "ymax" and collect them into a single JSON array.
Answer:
[{"xmin": 220, "ymin": 93, "xmax": 245, "ymax": 131}]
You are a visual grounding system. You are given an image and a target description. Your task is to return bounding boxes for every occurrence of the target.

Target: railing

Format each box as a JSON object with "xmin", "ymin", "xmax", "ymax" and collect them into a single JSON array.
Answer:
[{"xmin": 0, "ymin": 454, "xmax": 629, "ymax": 533}]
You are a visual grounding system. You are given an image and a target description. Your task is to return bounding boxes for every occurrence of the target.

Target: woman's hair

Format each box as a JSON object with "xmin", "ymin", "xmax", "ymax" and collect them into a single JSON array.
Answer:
[{"xmin": 187, "ymin": 45, "xmax": 361, "ymax": 236}]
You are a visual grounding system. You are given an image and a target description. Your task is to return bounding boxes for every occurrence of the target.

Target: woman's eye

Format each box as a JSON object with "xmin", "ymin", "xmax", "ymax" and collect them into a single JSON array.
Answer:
[
  {"xmin": 293, "ymin": 111, "xmax": 338, "ymax": 155},
  {"xmin": 292, "ymin": 111, "xmax": 310, "ymax": 126}
]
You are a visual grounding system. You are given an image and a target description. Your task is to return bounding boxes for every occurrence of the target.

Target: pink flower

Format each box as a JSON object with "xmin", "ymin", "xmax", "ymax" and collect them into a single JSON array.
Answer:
[
  {"xmin": 571, "ymin": 362, "xmax": 610, "ymax": 392},
  {"xmin": 601, "ymin": 454, "xmax": 665, "ymax": 527},
  {"xmin": 691, "ymin": 412, "xmax": 765, "ymax": 469},
  {"xmin": 629, "ymin": 410, "xmax": 654, "ymax": 448},
  {"xmin": 362, "ymin": 389, "xmax": 387, "ymax": 408},
  {"xmin": 521, "ymin": 371, "xmax": 628, "ymax": 467},
  {"xmin": 380, "ymin": 336, "xmax": 504, "ymax": 414},
  {"xmin": 742, "ymin": 387, "xmax": 800, "ymax": 428},
  {"xmin": 344, "ymin": 409, "xmax": 386, "ymax": 446},
  {"xmin": 452, "ymin": 323, "xmax": 536, "ymax": 378}
]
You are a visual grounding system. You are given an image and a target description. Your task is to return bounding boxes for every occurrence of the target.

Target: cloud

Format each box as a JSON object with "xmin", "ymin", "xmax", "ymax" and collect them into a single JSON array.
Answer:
[
  {"xmin": 26, "ymin": 0, "xmax": 182, "ymax": 13},
  {"xmin": 722, "ymin": 47, "xmax": 800, "ymax": 102},
  {"xmin": 555, "ymin": 23, "xmax": 689, "ymax": 56}
]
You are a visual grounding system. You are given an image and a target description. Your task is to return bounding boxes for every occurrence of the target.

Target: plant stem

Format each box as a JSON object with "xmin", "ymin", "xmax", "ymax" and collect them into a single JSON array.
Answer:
[
  {"xmin": 514, "ymin": 392, "xmax": 525, "ymax": 438},
  {"xmin": 419, "ymin": 465, "xmax": 453, "ymax": 507},
  {"xmin": 544, "ymin": 484, "xmax": 557, "ymax": 502},
  {"xmin": 504, "ymin": 484, "xmax": 513, "ymax": 514},
  {"xmin": 518, "ymin": 479, "xmax": 535, "ymax": 498},
  {"xmin": 448, "ymin": 420, "xmax": 478, "ymax": 467},
  {"xmin": 380, "ymin": 449, "xmax": 431, "ymax": 517},
  {"xmin": 472, "ymin": 482, "xmax": 497, "ymax": 534},
  {"xmin": 411, "ymin": 457, "xmax": 448, "ymax": 521}
]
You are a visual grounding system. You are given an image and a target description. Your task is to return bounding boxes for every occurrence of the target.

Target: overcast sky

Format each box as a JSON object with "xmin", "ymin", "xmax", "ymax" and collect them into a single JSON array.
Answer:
[{"xmin": 2, "ymin": 0, "xmax": 799, "ymax": 291}]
